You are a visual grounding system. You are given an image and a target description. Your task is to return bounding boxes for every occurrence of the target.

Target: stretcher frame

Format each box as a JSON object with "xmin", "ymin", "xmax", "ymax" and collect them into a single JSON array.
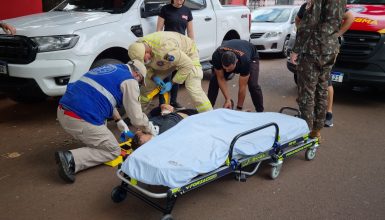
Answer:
[{"xmin": 111, "ymin": 107, "xmax": 319, "ymax": 220}]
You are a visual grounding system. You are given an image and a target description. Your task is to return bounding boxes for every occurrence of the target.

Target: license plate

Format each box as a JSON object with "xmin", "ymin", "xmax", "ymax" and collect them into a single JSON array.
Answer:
[
  {"xmin": 0, "ymin": 60, "xmax": 8, "ymax": 75},
  {"xmin": 331, "ymin": 71, "xmax": 344, "ymax": 83}
]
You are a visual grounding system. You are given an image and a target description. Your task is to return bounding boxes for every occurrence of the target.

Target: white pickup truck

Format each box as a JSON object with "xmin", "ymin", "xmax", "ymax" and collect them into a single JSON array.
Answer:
[{"xmin": 0, "ymin": 0, "xmax": 250, "ymax": 103}]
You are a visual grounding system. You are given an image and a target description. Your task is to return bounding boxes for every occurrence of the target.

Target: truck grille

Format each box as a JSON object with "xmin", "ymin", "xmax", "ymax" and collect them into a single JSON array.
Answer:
[
  {"xmin": 0, "ymin": 35, "xmax": 38, "ymax": 64},
  {"xmin": 339, "ymin": 30, "xmax": 382, "ymax": 58},
  {"xmin": 250, "ymin": 33, "xmax": 264, "ymax": 39}
]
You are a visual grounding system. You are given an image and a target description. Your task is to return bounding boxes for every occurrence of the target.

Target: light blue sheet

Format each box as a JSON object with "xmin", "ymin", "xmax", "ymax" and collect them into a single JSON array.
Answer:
[{"xmin": 121, "ymin": 109, "xmax": 309, "ymax": 188}]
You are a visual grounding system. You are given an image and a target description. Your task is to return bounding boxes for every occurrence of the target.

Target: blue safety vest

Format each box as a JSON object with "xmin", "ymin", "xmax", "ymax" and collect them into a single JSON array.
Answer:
[{"xmin": 59, "ymin": 64, "xmax": 135, "ymax": 125}]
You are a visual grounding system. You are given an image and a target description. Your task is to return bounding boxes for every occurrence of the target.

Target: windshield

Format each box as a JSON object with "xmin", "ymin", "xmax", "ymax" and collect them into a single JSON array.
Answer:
[
  {"xmin": 53, "ymin": 0, "xmax": 135, "ymax": 13},
  {"xmin": 347, "ymin": 0, "xmax": 385, "ymax": 4},
  {"xmin": 251, "ymin": 8, "xmax": 292, "ymax": 23}
]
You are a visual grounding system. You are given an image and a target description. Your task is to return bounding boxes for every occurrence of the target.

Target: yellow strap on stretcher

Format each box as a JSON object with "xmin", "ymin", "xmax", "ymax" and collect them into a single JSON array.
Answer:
[
  {"xmin": 104, "ymin": 140, "xmax": 133, "ymax": 167},
  {"xmin": 146, "ymin": 86, "xmax": 170, "ymax": 104}
]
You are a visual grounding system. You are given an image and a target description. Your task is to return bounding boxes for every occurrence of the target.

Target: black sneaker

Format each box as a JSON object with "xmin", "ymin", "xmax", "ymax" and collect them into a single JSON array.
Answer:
[
  {"xmin": 170, "ymin": 102, "xmax": 185, "ymax": 110},
  {"xmin": 55, "ymin": 151, "xmax": 76, "ymax": 183},
  {"xmin": 324, "ymin": 112, "xmax": 334, "ymax": 127}
]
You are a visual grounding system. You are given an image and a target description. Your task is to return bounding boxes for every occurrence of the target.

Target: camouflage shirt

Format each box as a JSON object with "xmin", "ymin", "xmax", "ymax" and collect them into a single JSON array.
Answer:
[{"xmin": 293, "ymin": 0, "xmax": 347, "ymax": 55}]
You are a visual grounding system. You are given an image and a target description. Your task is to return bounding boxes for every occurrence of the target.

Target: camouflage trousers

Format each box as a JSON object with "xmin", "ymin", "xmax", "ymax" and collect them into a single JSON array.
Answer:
[{"xmin": 296, "ymin": 53, "xmax": 337, "ymax": 131}]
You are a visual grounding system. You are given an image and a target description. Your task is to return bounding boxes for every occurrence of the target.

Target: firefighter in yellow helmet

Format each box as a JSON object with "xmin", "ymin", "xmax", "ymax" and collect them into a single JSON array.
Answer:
[{"xmin": 128, "ymin": 31, "xmax": 212, "ymax": 112}]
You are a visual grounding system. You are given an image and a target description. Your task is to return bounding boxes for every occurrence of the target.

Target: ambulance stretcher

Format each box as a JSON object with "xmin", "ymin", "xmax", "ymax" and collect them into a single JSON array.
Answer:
[{"xmin": 111, "ymin": 108, "xmax": 319, "ymax": 220}]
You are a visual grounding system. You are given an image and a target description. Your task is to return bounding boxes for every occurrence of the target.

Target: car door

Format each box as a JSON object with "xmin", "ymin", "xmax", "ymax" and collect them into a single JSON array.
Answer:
[
  {"xmin": 186, "ymin": 0, "xmax": 216, "ymax": 61},
  {"xmin": 139, "ymin": 0, "xmax": 166, "ymax": 36}
]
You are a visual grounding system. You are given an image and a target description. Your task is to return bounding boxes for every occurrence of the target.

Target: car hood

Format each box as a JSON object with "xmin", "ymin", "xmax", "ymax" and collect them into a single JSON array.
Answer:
[
  {"xmin": 3, "ymin": 11, "xmax": 122, "ymax": 36},
  {"xmin": 347, "ymin": 4, "xmax": 385, "ymax": 32},
  {"xmin": 250, "ymin": 22, "xmax": 288, "ymax": 33}
]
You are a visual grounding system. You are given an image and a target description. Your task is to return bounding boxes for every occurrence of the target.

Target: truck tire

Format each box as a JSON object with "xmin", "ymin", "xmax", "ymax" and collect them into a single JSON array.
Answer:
[
  {"xmin": 90, "ymin": 58, "xmax": 124, "ymax": 69},
  {"xmin": 8, "ymin": 82, "xmax": 47, "ymax": 104}
]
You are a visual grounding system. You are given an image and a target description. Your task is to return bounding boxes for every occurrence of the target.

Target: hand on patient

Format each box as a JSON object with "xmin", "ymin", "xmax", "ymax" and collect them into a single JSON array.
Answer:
[{"xmin": 160, "ymin": 104, "xmax": 174, "ymax": 115}]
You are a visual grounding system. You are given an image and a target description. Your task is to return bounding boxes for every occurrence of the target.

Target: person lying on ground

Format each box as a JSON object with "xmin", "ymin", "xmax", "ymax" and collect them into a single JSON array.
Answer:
[{"xmin": 131, "ymin": 104, "xmax": 198, "ymax": 149}]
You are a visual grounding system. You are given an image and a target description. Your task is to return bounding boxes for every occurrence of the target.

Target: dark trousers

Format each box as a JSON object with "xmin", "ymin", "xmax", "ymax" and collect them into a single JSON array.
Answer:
[{"xmin": 207, "ymin": 60, "xmax": 264, "ymax": 112}]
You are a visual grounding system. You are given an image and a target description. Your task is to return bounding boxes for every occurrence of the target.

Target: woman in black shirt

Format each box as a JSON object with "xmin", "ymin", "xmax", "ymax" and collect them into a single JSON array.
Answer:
[{"xmin": 156, "ymin": 0, "xmax": 195, "ymax": 109}]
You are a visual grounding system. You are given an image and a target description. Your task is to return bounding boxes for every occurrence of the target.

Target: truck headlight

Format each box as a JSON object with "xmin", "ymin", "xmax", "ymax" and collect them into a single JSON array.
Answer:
[
  {"xmin": 264, "ymin": 32, "xmax": 281, "ymax": 38},
  {"xmin": 30, "ymin": 35, "xmax": 79, "ymax": 52}
]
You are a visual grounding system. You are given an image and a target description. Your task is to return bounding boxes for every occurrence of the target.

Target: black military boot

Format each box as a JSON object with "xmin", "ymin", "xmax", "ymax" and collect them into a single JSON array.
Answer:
[{"xmin": 55, "ymin": 151, "xmax": 76, "ymax": 183}]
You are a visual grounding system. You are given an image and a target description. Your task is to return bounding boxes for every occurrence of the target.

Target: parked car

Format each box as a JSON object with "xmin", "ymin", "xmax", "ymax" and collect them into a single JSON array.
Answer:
[
  {"xmin": 250, "ymin": 5, "xmax": 299, "ymax": 56},
  {"xmin": 287, "ymin": 1, "xmax": 385, "ymax": 88},
  {"xmin": 0, "ymin": 0, "xmax": 250, "ymax": 103}
]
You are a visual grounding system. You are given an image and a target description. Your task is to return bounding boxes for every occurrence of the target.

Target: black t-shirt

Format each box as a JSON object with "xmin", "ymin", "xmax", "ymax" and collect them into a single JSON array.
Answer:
[
  {"xmin": 149, "ymin": 107, "xmax": 198, "ymax": 134},
  {"xmin": 159, "ymin": 4, "xmax": 193, "ymax": 35},
  {"xmin": 297, "ymin": 3, "xmax": 348, "ymax": 19},
  {"xmin": 211, "ymin": 40, "xmax": 258, "ymax": 76}
]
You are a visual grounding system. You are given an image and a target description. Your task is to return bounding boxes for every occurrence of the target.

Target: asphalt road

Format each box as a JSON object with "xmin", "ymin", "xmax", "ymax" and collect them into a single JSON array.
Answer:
[{"xmin": 0, "ymin": 55, "xmax": 384, "ymax": 220}]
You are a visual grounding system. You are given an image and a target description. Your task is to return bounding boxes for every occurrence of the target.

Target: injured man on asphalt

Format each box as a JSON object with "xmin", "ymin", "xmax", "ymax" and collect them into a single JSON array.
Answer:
[{"xmin": 131, "ymin": 104, "xmax": 198, "ymax": 149}]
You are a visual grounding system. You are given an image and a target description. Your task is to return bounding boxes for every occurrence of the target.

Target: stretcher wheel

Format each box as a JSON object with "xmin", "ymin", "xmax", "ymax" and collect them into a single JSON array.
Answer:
[
  {"xmin": 270, "ymin": 165, "xmax": 282, "ymax": 180},
  {"xmin": 235, "ymin": 173, "xmax": 247, "ymax": 182},
  {"xmin": 305, "ymin": 148, "xmax": 316, "ymax": 161},
  {"xmin": 111, "ymin": 186, "xmax": 127, "ymax": 203},
  {"xmin": 161, "ymin": 214, "xmax": 173, "ymax": 220}
]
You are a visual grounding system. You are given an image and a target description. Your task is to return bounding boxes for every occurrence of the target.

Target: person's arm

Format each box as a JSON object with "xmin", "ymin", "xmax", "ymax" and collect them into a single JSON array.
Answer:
[
  {"xmin": 295, "ymin": 16, "xmax": 301, "ymax": 27},
  {"xmin": 237, "ymin": 75, "xmax": 249, "ymax": 109},
  {"xmin": 338, "ymin": 10, "xmax": 354, "ymax": 37},
  {"xmin": 112, "ymin": 108, "xmax": 121, "ymax": 121},
  {"xmin": 113, "ymin": 108, "xmax": 130, "ymax": 132},
  {"xmin": 186, "ymin": 21, "xmax": 194, "ymax": 40},
  {"xmin": 214, "ymin": 68, "xmax": 232, "ymax": 108},
  {"xmin": 120, "ymin": 79, "xmax": 151, "ymax": 131},
  {"xmin": 169, "ymin": 49, "xmax": 194, "ymax": 84},
  {"xmin": 0, "ymin": 22, "xmax": 16, "ymax": 35},
  {"xmin": 156, "ymin": 16, "xmax": 165, "ymax": 32}
]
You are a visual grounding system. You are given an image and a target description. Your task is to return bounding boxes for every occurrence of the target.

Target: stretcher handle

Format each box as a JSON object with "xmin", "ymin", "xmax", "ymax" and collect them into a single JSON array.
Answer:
[
  {"xmin": 279, "ymin": 107, "xmax": 301, "ymax": 117},
  {"xmin": 228, "ymin": 122, "xmax": 279, "ymax": 162}
]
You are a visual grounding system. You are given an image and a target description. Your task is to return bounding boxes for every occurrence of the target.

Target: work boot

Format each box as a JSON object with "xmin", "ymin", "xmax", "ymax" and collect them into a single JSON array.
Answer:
[
  {"xmin": 309, "ymin": 130, "xmax": 322, "ymax": 143},
  {"xmin": 55, "ymin": 151, "xmax": 76, "ymax": 183},
  {"xmin": 324, "ymin": 112, "xmax": 334, "ymax": 127},
  {"xmin": 170, "ymin": 102, "xmax": 185, "ymax": 110}
]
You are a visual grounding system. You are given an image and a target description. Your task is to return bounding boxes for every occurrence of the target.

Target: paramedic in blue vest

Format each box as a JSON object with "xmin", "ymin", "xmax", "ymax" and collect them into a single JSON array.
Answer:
[
  {"xmin": 55, "ymin": 60, "xmax": 158, "ymax": 183},
  {"xmin": 156, "ymin": 0, "xmax": 194, "ymax": 109}
]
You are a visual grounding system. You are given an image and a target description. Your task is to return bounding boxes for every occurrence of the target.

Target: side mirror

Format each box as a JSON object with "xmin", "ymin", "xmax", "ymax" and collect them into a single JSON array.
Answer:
[{"xmin": 140, "ymin": 3, "xmax": 162, "ymax": 18}]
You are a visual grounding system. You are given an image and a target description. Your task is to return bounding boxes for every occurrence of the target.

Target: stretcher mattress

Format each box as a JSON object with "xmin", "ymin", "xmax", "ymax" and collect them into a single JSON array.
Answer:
[{"xmin": 121, "ymin": 109, "xmax": 309, "ymax": 188}]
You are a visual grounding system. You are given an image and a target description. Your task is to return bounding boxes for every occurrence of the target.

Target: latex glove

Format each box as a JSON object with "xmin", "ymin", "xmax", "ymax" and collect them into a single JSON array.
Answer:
[
  {"xmin": 152, "ymin": 76, "xmax": 165, "ymax": 86},
  {"xmin": 120, "ymin": 130, "xmax": 135, "ymax": 142},
  {"xmin": 116, "ymin": 119, "xmax": 129, "ymax": 132},
  {"xmin": 147, "ymin": 121, "xmax": 159, "ymax": 136},
  {"xmin": 159, "ymin": 82, "xmax": 172, "ymax": 94},
  {"xmin": 153, "ymin": 76, "xmax": 172, "ymax": 94}
]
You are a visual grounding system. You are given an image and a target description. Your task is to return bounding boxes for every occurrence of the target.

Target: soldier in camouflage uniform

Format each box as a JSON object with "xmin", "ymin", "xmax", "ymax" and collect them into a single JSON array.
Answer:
[{"xmin": 290, "ymin": 0, "xmax": 347, "ymax": 141}]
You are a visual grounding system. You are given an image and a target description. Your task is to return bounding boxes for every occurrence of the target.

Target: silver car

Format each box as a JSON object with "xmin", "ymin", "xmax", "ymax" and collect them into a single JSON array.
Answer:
[{"xmin": 250, "ymin": 5, "xmax": 299, "ymax": 56}]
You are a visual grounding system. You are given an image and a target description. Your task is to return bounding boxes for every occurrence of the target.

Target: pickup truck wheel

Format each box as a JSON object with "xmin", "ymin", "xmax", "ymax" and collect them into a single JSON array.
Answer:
[
  {"xmin": 90, "ymin": 58, "xmax": 124, "ymax": 69},
  {"xmin": 8, "ymin": 82, "xmax": 47, "ymax": 103},
  {"xmin": 9, "ymin": 93, "xmax": 47, "ymax": 103}
]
